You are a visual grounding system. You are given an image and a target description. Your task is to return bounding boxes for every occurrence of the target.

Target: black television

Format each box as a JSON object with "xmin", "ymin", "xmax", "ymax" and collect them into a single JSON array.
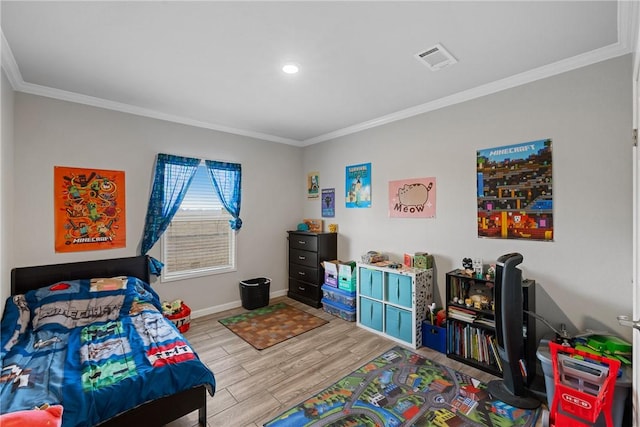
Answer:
[{"xmin": 487, "ymin": 253, "xmax": 540, "ymax": 409}]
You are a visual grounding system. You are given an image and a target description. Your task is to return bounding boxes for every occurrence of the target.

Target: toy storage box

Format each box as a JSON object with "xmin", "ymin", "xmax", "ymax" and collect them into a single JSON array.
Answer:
[
  {"xmin": 322, "ymin": 298, "xmax": 357, "ymax": 322},
  {"xmin": 165, "ymin": 303, "xmax": 192, "ymax": 333},
  {"xmin": 338, "ymin": 261, "xmax": 357, "ymax": 291},
  {"xmin": 323, "ymin": 260, "xmax": 340, "ymax": 287},
  {"xmin": 421, "ymin": 321, "xmax": 446, "ymax": 353},
  {"xmin": 414, "ymin": 252, "xmax": 433, "ymax": 269},
  {"xmin": 322, "ymin": 284, "xmax": 356, "ymax": 307}
]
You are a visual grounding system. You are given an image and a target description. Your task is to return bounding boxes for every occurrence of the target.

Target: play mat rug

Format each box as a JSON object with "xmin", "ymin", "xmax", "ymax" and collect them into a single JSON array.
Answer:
[
  {"xmin": 218, "ymin": 302, "xmax": 328, "ymax": 350},
  {"xmin": 264, "ymin": 345, "xmax": 540, "ymax": 427}
]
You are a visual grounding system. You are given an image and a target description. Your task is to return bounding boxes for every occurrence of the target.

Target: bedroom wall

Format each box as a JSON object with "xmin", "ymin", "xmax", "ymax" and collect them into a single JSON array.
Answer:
[
  {"xmin": 12, "ymin": 94, "xmax": 303, "ymax": 315},
  {"xmin": 1, "ymin": 69, "xmax": 15, "ymax": 315},
  {"xmin": 302, "ymin": 55, "xmax": 634, "ymax": 341}
]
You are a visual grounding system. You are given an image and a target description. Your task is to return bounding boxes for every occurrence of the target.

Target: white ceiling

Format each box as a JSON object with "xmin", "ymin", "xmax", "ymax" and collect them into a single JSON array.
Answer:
[{"xmin": 1, "ymin": 1, "xmax": 637, "ymax": 146}]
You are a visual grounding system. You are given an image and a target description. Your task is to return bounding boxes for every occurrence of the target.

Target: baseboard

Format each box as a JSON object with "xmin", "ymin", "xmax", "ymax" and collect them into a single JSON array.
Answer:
[{"xmin": 190, "ymin": 289, "xmax": 288, "ymax": 319}]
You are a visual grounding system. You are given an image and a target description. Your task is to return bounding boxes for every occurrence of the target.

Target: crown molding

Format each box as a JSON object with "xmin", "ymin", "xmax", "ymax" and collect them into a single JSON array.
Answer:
[
  {"xmin": 16, "ymin": 80, "xmax": 300, "ymax": 145},
  {"xmin": 1, "ymin": 29, "xmax": 22, "ymax": 89}
]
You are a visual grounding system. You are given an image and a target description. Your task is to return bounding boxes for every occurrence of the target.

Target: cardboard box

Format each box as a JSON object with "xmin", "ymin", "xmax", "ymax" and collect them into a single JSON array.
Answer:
[
  {"xmin": 338, "ymin": 261, "xmax": 357, "ymax": 292},
  {"xmin": 323, "ymin": 260, "xmax": 340, "ymax": 287}
]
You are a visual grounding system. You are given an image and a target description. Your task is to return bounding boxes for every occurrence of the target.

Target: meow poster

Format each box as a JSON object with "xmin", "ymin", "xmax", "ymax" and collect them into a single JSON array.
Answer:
[
  {"xmin": 389, "ymin": 177, "xmax": 436, "ymax": 218},
  {"xmin": 54, "ymin": 166, "xmax": 126, "ymax": 252}
]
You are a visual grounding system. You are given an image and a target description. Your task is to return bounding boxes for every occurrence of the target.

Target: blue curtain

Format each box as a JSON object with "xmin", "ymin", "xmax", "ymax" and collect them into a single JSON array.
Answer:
[
  {"xmin": 204, "ymin": 160, "xmax": 243, "ymax": 230},
  {"xmin": 141, "ymin": 153, "xmax": 201, "ymax": 274}
]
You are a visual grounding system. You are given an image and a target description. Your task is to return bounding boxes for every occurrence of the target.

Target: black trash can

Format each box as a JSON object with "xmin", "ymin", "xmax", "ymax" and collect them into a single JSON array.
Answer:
[{"xmin": 239, "ymin": 277, "xmax": 271, "ymax": 310}]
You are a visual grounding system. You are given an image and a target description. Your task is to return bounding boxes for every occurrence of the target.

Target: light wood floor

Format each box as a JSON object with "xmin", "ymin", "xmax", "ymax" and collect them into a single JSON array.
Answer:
[{"xmin": 167, "ymin": 296, "xmax": 543, "ymax": 427}]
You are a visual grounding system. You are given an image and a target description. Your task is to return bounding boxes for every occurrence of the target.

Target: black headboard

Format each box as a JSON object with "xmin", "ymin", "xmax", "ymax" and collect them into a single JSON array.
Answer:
[{"xmin": 11, "ymin": 255, "xmax": 150, "ymax": 295}]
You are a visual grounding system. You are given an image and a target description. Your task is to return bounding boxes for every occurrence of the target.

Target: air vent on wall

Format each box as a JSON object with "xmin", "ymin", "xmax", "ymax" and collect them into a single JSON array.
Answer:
[{"xmin": 414, "ymin": 43, "xmax": 457, "ymax": 71}]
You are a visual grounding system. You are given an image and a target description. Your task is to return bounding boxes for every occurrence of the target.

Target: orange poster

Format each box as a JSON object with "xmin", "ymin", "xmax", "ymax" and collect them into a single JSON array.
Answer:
[{"xmin": 54, "ymin": 166, "xmax": 126, "ymax": 252}]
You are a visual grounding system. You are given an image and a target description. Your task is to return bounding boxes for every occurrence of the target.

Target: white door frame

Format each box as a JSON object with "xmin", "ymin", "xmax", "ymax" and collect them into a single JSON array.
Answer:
[{"xmin": 631, "ymin": 32, "xmax": 639, "ymax": 427}]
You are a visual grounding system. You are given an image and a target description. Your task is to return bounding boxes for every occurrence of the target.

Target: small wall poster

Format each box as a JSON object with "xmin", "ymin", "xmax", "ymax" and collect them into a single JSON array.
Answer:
[
  {"xmin": 54, "ymin": 166, "xmax": 126, "ymax": 252},
  {"xmin": 307, "ymin": 171, "xmax": 319, "ymax": 199},
  {"xmin": 389, "ymin": 177, "xmax": 436, "ymax": 218},
  {"xmin": 477, "ymin": 138, "xmax": 553, "ymax": 241},
  {"xmin": 321, "ymin": 188, "xmax": 335, "ymax": 217},
  {"xmin": 345, "ymin": 163, "xmax": 371, "ymax": 208}
]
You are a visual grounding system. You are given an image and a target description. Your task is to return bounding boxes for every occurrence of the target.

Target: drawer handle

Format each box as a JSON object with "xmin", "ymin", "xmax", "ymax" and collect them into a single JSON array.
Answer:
[
  {"xmin": 298, "ymin": 271, "xmax": 306, "ymax": 276},
  {"xmin": 370, "ymin": 305, "xmax": 373, "ymax": 319},
  {"xmin": 298, "ymin": 240, "xmax": 306, "ymax": 245},
  {"xmin": 298, "ymin": 286, "xmax": 305, "ymax": 291},
  {"xmin": 298, "ymin": 255, "xmax": 306, "ymax": 260}
]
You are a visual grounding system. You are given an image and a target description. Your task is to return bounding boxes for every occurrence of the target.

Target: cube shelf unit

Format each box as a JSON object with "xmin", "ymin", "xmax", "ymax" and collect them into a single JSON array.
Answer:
[
  {"xmin": 356, "ymin": 263, "xmax": 433, "ymax": 349},
  {"xmin": 445, "ymin": 269, "xmax": 536, "ymax": 384}
]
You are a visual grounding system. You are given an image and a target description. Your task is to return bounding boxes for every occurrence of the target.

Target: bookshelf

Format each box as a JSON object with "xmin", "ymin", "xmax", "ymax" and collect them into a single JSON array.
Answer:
[{"xmin": 445, "ymin": 269, "xmax": 536, "ymax": 384}]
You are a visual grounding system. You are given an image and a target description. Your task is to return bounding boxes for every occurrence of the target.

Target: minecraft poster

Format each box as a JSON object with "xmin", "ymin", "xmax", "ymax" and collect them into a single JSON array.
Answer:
[
  {"xmin": 54, "ymin": 166, "xmax": 126, "ymax": 252},
  {"xmin": 345, "ymin": 163, "xmax": 371, "ymax": 208},
  {"xmin": 477, "ymin": 139, "xmax": 553, "ymax": 241},
  {"xmin": 321, "ymin": 188, "xmax": 335, "ymax": 217}
]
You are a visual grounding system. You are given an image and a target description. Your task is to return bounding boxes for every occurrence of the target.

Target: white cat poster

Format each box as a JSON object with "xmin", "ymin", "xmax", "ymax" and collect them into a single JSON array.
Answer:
[{"xmin": 388, "ymin": 177, "xmax": 436, "ymax": 218}]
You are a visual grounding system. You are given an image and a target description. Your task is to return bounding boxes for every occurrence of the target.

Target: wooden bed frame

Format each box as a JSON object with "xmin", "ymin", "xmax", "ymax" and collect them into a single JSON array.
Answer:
[{"xmin": 10, "ymin": 255, "xmax": 208, "ymax": 427}]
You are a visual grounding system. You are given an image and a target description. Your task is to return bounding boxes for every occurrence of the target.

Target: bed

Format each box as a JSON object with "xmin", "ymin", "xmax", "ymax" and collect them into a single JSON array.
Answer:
[{"xmin": 1, "ymin": 255, "xmax": 215, "ymax": 426}]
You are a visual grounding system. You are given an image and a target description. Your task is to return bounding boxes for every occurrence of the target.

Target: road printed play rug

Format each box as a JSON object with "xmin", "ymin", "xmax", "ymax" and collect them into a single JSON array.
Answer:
[
  {"xmin": 264, "ymin": 346, "xmax": 541, "ymax": 427},
  {"xmin": 218, "ymin": 302, "xmax": 328, "ymax": 350}
]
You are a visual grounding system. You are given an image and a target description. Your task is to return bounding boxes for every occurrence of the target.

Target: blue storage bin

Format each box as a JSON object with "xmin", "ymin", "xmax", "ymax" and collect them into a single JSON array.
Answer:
[
  {"xmin": 386, "ymin": 273, "xmax": 412, "ymax": 308},
  {"xmin": 359, "ymin": 268, "xmax": 383, "ymax": 299},
  {"xmin": 422, "ymin": 321, "xmax": 446, "ymax": 353},
  {"xmin": 322, "ymin": 298, "xmax": 356, "ymax": 322},
  {"xmin": 321, "ymin": 284, "xmax": 356, "ymax": 307},
  {"xmin": 359, "ymin": 297, "xmax": 383, "ymax": 331},
  {"xmin": 385, "ymin": 305, "xmax": 412, "ymax": 343}
]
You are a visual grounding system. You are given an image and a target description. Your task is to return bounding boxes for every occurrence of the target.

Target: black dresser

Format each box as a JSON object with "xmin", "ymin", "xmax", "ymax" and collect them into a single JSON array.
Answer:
[{"xmin": 287, "ymin": 231, "xmax": 337, "ymax": 308}]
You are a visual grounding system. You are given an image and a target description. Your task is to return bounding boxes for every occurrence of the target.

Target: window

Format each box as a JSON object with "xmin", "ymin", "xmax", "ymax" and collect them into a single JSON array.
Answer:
[{"xmin": 162, "ymin": 163, "xmax": 236, "ymax": 281}]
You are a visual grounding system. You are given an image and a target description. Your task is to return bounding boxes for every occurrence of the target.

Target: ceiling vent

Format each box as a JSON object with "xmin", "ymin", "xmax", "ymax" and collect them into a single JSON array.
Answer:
[{"xmin": 414, "ymin": 43, "xmax": 457, "ymax": 71}]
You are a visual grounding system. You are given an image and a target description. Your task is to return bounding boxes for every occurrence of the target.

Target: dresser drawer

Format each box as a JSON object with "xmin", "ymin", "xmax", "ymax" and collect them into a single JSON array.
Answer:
[
  {"xmin": 289, "ymin": 233, "xmax": 318, "ymax": 252},
  {"xmin": 289, "ymin": 263, "xmax": 318, "ymax": 284},
  {"xmin": 289, "ymin": 248, "xmax": 318, "ymax": 268},
  {"xmin": 288, "ymin": 278, "xmax": 321, "ymax": 300}
]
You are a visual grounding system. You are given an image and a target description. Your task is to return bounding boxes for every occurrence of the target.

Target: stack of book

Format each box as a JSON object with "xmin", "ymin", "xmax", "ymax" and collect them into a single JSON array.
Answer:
[{"xmin": 447, "ymin": 305, "xmax": 476, "ymax": 323}]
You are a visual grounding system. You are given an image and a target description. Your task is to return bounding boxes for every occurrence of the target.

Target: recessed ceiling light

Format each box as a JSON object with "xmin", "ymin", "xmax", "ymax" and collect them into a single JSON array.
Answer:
[{"xmin": 282, "ymin": 63, "xmax": 299, "ymax": 74}]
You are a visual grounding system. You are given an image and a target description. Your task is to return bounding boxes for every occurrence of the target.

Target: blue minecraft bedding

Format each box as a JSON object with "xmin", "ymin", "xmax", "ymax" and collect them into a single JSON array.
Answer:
[{"xmin": 0, "ymin": 276, "xmax": 215, "ymax": 427}]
